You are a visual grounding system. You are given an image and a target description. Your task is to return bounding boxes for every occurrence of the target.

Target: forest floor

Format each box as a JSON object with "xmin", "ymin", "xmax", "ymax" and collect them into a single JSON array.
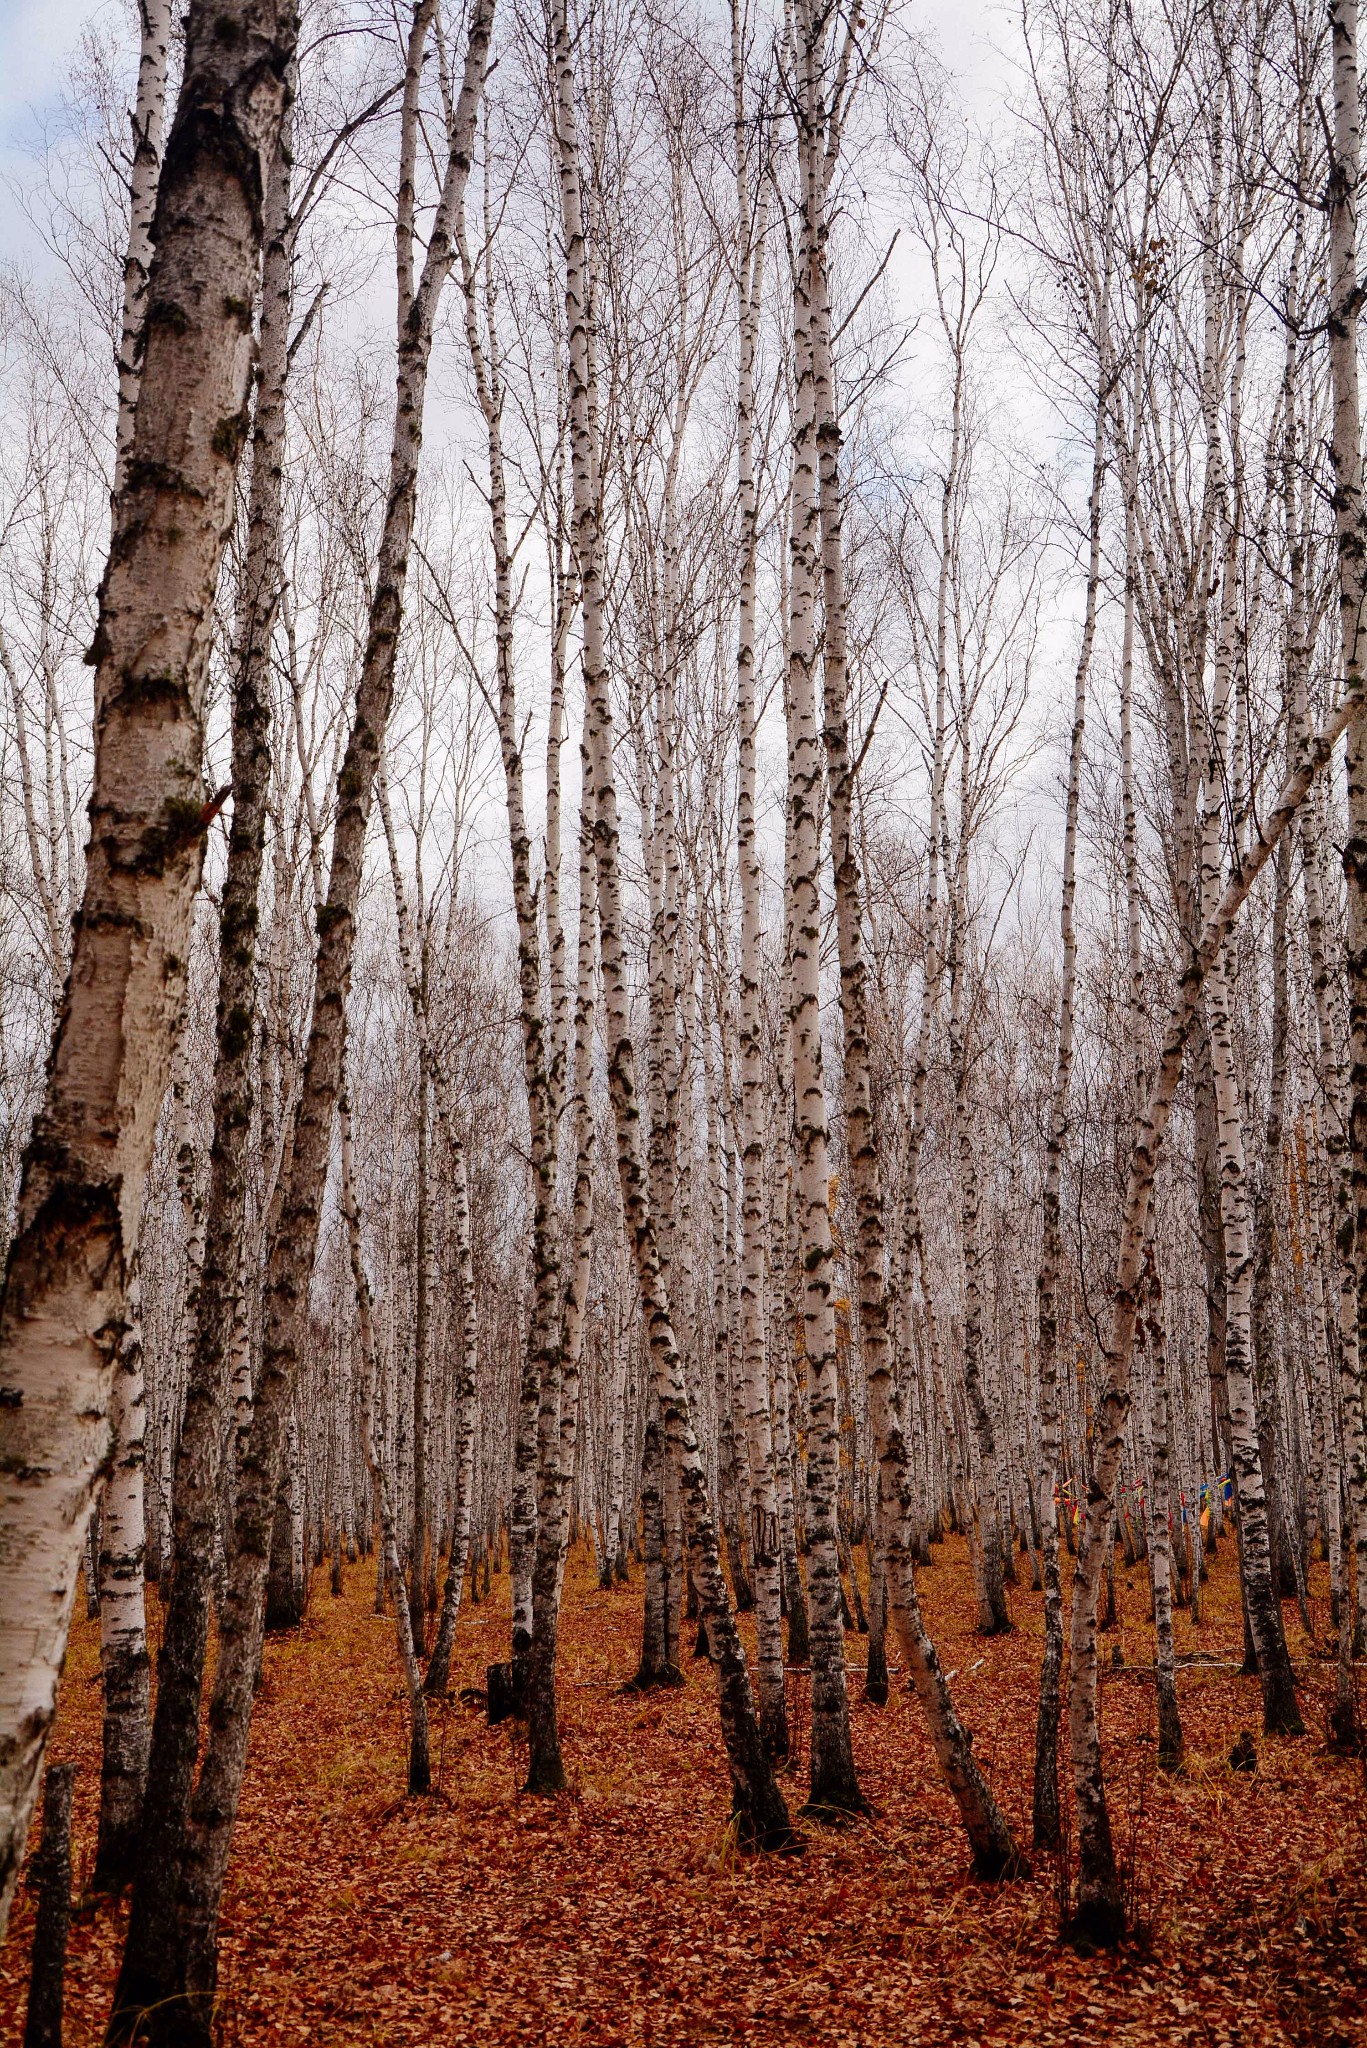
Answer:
[{"xmin": 2, "ymin": 1534, "xmax": 1366, "ymax": 2047}]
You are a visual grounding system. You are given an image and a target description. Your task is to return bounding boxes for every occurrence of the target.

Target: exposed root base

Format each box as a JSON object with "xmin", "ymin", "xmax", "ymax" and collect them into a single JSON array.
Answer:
[
  {"xmin": 1327, "ymin": 1702, "xmax": 1364, "ymax": 1754},
  {"xmin": 108, "ymin": 1995, "xmax": 216, "ymax": 2048},
  {"xmin": 621, "ymin": 1664, "xmax": 685, "ymax": 1694},
  {"xmin": 378, "ymin": 1788, "xmax": 453, "ymax": 1821},
  {"xmin": 736, "ymin": 1818, "xmax": 807, "ymax": 1855},
  {"xmin": 971, "ymin": 1844, "xmax": 1031, "ymax": 1882},
  {"xmin": 1064, "ymin": 1897, "xmax": 1126, "ymax": 1954},
  {"xmin": 799, "ymin": 1796, "xmax": 873, "ymax": 1827}
]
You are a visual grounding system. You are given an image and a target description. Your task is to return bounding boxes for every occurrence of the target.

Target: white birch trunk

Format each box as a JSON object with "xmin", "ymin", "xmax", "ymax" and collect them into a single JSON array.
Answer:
[{"xmin": 0, "ymin": 0, "xmax": 295, "ymax": 1932}]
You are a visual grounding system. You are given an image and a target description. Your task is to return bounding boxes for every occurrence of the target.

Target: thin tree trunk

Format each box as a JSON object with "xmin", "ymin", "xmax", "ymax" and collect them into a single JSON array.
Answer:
[
  {"xmin": 376, "ymin": 777, "xmax": 479, "ymax": 1701},
  {"xmin": 340, "ymin": 1075, "xmax": 430, "ymax": 1794},
  {"xmin": 551, "ymin": 0, "xmax": 791, "ymax": 1846},
  {"xmin": 93, "ymin": 1270, "xmax": 150, "ymax": 1890},
  {"xmin": 112, "ymin": 0, "xmax": 174, "ymax": 498},
  {"xmin": 1328, "ymin": 0, "xmax": 1367, "ymax": 1740},
  {"xmin": 811, "ymin": 129, "xmax": 1016, "ymax": 1865},
  {"xmin": 1144, "ymin": 1250, "xmax": 1183, "ymax": 1770},
  {"xmin": 1034, "ymin": 388, "xmax": 1104, "ymax": 1848}
]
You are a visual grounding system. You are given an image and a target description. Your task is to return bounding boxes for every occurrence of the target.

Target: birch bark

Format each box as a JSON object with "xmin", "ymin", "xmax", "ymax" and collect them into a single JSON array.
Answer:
[
  {"xmin": 786, "ymin": 0, "xmax": 861, "ymax": 1813},
  {"xmin": 551, "ymin": 0, "xmax": 791, "ymax": 1844},
  {"xmin": 1033, "ymin": 389, "xmax": 1104, "ymax": 1847},
  {"xmin": 114, "ymin": 13, "xmax": 493, "ymax": 2031},
  {"xmin": 93, "ymin": 1267, "xmax": 149, "ymax": 1889},
  {"xmin": 810, "ymin": 112, "xmax": 1017, "ymax": 1866},
  {"xmin": 1328, "ymin": 0, "xmax": 1367, "ymax": 1733},
  {"xmin": 0, "ymin": 0, "xmax": 296, "ymax": 1936},
  {"xmin": 1066, "ymin": 690, "xmax": 1359, "ymax": 1943}
]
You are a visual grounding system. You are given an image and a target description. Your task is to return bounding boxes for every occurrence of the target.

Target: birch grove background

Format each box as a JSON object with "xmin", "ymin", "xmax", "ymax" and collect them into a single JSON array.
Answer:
[{"xmin": 2, "ymin": 0, "xmax": 1367, "ymax": 2038}]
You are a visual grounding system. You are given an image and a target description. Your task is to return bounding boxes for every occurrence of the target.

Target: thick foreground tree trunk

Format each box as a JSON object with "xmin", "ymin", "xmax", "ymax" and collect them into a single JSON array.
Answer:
[{"xmin": 0, "ymin": 0, "xmax": 296, "ymax": 1934}]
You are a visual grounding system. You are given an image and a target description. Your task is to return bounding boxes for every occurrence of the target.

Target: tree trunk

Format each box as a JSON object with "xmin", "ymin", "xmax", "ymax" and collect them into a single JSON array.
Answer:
[
  {"xmin": 1144, "ymin": 1252, "xmax": 1184, "ymax": 1770},
  {"xmin": 786, "ymin": 0, "xmax": 861, "ymax": 1817},
  {"xmin": 1034, "ymin": 383, "xmax": 1104, "ymax": 1850},
  {"xmin": 1066, "ymin": 694, "xmax": 1358, "ymax": 1945},
  {"xmin": 23, "ymin": 1764, "xmax": 74, "ymax": 2048},
  {"xmin": 0, "ymin": 0, "xmax": 295, "ymax": 1937},
  {"xmin": 93, "ymin": 1271, "xmax": 150, "ymax": 1891},
  {"xmin": 340, "ymin": 1078, "xmax": 431, "ymax": 1795},
  {"xmin": 550, "ymin": 0, "xmax": 791, "ymax": 1846},
  {"xmin": 1328, "ymin": 0, "xmax": 1367, "ymax": 1740},
  {"xmin": 110, "ymin": 12, "xmax": 493, "ymax": 2033}
]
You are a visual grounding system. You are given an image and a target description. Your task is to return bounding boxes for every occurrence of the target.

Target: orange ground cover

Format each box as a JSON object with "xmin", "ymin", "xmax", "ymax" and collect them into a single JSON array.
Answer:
[{"xmin": 2, "ymin": 1535, "xmax": 1364, "ymax": 2046}]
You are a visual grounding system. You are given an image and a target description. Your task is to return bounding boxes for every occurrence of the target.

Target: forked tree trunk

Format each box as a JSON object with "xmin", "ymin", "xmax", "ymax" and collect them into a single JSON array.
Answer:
[{"xmin": 0, "ymin": 0, "xmax": 296, "ymax": 1937}]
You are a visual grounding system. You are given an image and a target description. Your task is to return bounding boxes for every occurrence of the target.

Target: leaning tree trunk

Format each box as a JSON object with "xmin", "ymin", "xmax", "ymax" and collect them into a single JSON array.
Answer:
[
  {"xmin": 0, "ymin": 0, "xmax": 295, "ymax": 1937},
  {"xmin": 1066, "ymin": 689, "xmax": 1361, "ymax": 1946}
]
